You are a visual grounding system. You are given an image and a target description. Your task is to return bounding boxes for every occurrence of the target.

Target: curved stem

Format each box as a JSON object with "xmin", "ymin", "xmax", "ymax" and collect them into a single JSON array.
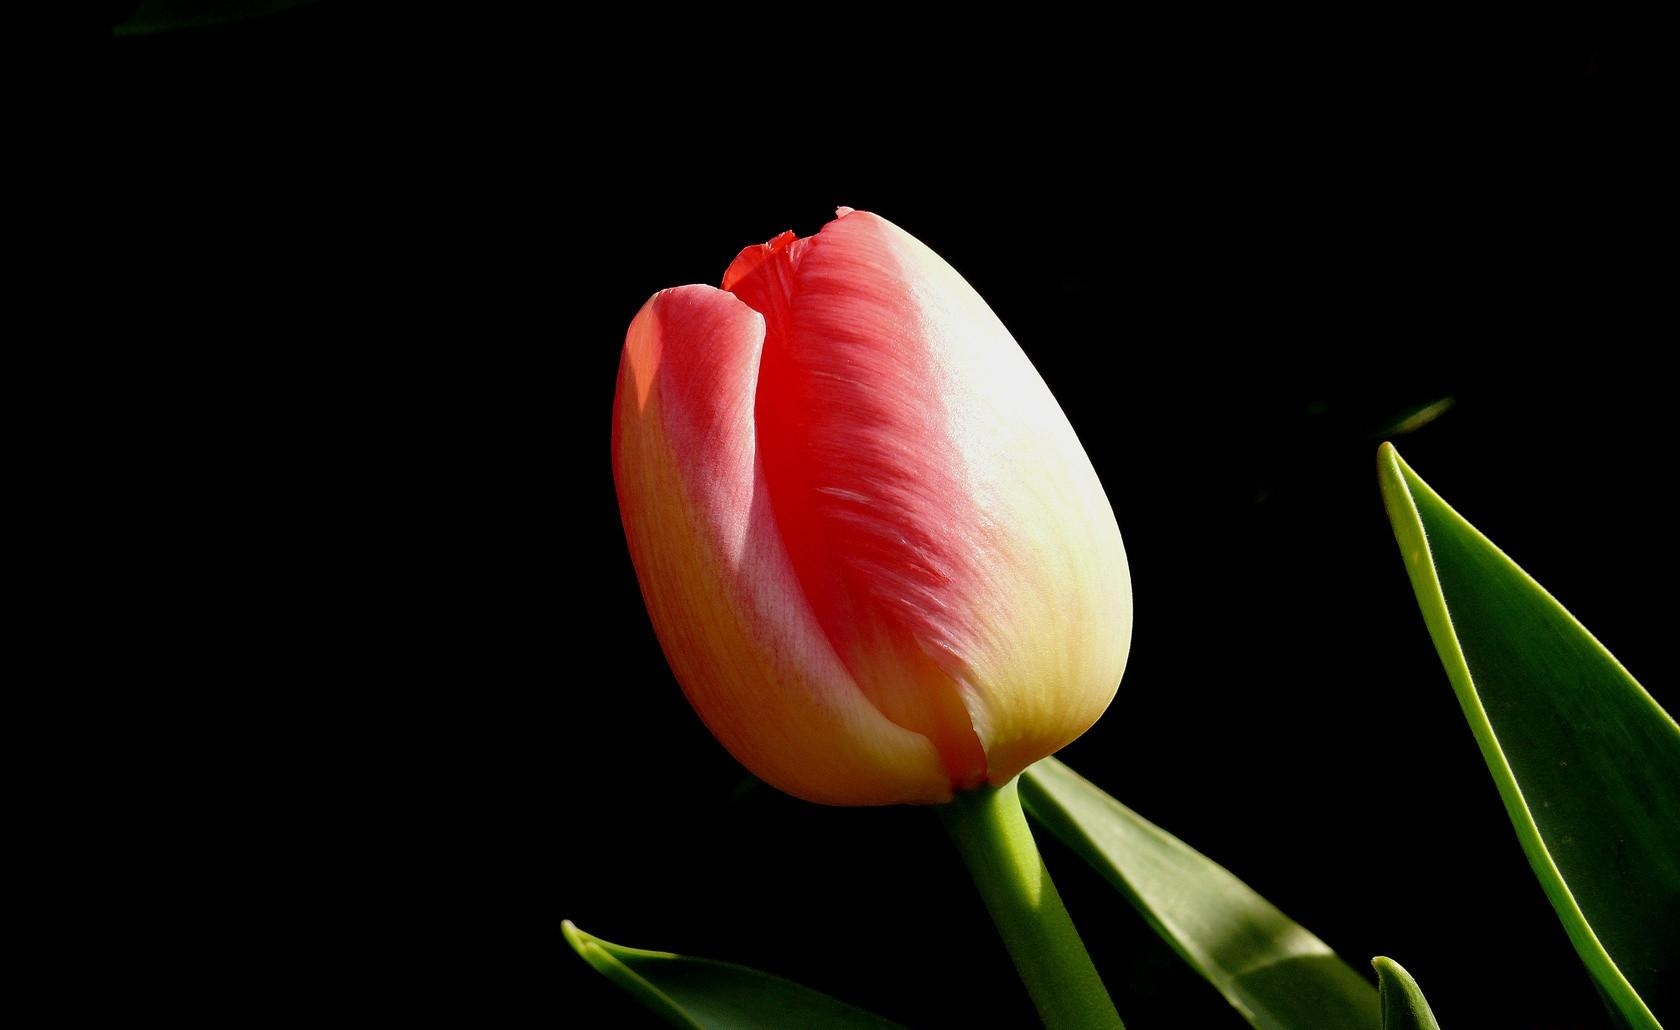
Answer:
[{"xmin": 938, "ymin": 778, "xmax": 1124, "ymax": 1030}]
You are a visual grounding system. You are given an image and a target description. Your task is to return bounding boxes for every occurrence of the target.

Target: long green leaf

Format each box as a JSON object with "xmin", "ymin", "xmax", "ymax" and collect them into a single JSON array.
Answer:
[
  {"xmin": 1378, "ymin": 443, "xmax": 1680, "ymax": 1030},
  {"xmin": 1021, "ymin": 758, "xmax": 1379, "ymax": 1030},
  {"xmin": 561, "ymin": 921, "xmax": 905, "ymax": 1030},
  {"xmin": 1372, "ymin": 958, "xmax": 1440, "ymax": 1030}
]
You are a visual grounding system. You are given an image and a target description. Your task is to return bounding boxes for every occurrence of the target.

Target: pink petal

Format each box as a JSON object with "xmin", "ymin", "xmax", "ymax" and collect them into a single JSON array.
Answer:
[
  {"xmin": 725, "ymin": 212, "xmax": 992, "ymax": 789},
  {"xmin": 727, "ymin": 211, "xmax": 1132, "ymax": 788},
  {"xmin": 612, "ymin": 285, "xmax": 951, "ymax": 804}
]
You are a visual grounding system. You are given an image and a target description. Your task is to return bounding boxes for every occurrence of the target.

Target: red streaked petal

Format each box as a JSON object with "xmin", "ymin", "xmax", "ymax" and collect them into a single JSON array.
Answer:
[
  {"xmin": 612, "ymin": 285, "xmax": 951, "ymax": 804},
  {"xmin": 818, "ymin": 213, "xmax": 1130, "ymax": 787},
  {"xmin": 733, "ymin": 212, "xmax": 991, "ymax": 789}
]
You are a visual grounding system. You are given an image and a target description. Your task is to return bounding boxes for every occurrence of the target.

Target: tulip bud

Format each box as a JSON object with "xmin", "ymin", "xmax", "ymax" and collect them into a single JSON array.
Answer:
[{"xmin": 612, "ymin": 209, "xmax": 1131, "ymax": 805}]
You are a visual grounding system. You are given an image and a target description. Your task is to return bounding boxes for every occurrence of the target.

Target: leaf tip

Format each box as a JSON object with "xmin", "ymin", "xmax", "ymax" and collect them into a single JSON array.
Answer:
[
  {"xmin": 1377, "ymin": 442, "xmax": 1415, "ymax": 520},
  {"xmin": 1377, "ymin": 441, "xmax": 1406, "ymax": 481},
  {"xmin": 561, "ymin": 919, "xmax": 592, "ymax": 955}
]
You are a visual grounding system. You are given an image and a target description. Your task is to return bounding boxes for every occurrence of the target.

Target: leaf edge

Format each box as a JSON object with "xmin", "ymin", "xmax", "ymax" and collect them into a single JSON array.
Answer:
[
  {"xmin": 1375, "ymin": 441, "xmax": 1663, "ymax": 1030},
  {"xmin": 562, "ymin": 920, "xmax": 703, "ymax": 1030}
]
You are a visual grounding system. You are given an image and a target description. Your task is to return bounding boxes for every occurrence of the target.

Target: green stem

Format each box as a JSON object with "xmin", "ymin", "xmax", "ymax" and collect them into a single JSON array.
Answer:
[{"xmin": 938, "ymin": 778, "xmax": 1123, "ymax": 1030}]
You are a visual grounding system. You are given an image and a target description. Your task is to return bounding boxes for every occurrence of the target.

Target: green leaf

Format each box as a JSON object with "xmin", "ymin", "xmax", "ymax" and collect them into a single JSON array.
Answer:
[
  {"xmin": 114, "ymin": 0, "xmax": 318, "ymax": 35},
  {"xmin": 1021, "ymin": 758, "xmax": 1379, "ymax": 1030},
  {"xmin": 1372, "ymin": 958, "xmax": 1440, "ymax": 1030},
  {"xmin": 561, "ymin": 921, "xmax": 906, "ymax": 1030},
  {"xmin": 1378, "ymin": 443, "xmax": 1680, "ymax": 1030}
]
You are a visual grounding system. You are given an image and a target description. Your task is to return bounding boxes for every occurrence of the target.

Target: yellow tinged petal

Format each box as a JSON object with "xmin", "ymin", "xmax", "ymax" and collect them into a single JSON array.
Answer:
[{"xmin": 855, "ymin": 217, "xmax": 1133, "ymax": 784}]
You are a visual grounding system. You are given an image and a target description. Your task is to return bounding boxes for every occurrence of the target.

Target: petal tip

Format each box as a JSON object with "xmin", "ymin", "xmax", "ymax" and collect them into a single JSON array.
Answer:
[{"xmin": 722, "ymin": 230, "xmax": 799, "ymax": 293}]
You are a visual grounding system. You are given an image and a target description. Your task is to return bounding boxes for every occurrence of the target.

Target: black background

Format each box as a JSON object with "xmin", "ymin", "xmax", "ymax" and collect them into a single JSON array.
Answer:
[{"xmin": 106, "ymin": 6, "xmax": 1669, "ymax": 1028}]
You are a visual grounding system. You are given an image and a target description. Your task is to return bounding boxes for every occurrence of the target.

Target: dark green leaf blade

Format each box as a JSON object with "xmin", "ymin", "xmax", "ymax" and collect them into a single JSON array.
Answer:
[
  {"xmin": 1022, "ymin": 758, "xmax": 1379, "ymax": 1030},
  {"xmin": 114, "ymin": 0, "xmax": 318, "ymax": 35},
  {"xmin": 1378, "ymin": 443, "xmax": 1680, "ymax": 1030},
  {"xmin": 561, "ymin": 921, "xmax": 906, "ymax": 1030},
  {"xmin": 1372, "ymin": 958, "xmax": 1440, "ymax": 1030}
]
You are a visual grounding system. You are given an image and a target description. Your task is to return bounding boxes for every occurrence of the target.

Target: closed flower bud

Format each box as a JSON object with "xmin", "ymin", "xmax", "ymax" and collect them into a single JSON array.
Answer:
[{"xmin": 613, "ymin": 209, "xmax": 1131, "ymax": 805}]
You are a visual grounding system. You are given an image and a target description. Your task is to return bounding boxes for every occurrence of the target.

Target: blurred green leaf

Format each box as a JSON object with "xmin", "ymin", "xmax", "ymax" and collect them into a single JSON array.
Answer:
[
  {"xmin": 1372, "ymin": 958, "xmax": 1440, "ymax": 1030},
  {"xmin": 114, "ymin": 0, "xmax": 317, "ymax": 35},
  {"xmin": 1379, "ymin": 443, "xmax": 1679, "ymax": 1030},
  {"xmin": 561, "ymin": 921, "xmax": 905, "ymax": 1030},
  {"xmin": 1021, "ymin": 758, "xmax": 1379, "ymax": 1030},
  {"xmin": 1375, "ymin": 396, "xmax": 1455, "ymax": 438}
]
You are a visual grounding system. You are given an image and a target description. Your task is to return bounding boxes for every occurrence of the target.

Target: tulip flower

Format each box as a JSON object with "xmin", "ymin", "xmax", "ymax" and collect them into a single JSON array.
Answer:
[
  {"xmin": 612, "ymin": 209, "xmax": 1132, "ymax": 1029},
  {"xmin": 612, "ymin": 208, "xmax": 1132, "ymax": 807}
]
